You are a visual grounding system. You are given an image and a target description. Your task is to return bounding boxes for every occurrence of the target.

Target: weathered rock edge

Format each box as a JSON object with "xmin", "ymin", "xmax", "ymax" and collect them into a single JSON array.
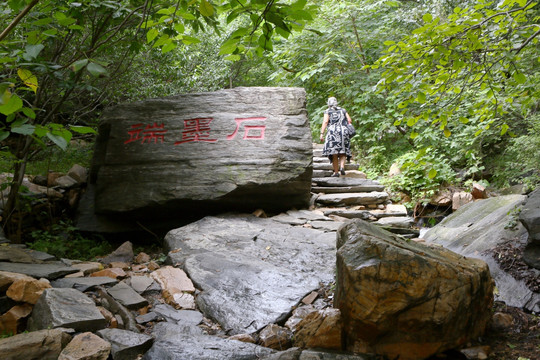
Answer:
[{"xmin": 88, "ymin": 87, "xmax": 312, "ymax": 220}]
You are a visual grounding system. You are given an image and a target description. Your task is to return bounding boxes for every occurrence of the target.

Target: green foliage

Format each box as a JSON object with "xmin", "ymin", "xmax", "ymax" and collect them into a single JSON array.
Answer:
[
  {"xmin": 373, "ymin": 0, "xmax": 539, "ymax": 139},
  {"xmin": 28, "ymin": 220, "xmax": 112, "ymax": 261},
  {"xmin": 381, "ymin": 148, "xmax": 457, "ymax": 204}
]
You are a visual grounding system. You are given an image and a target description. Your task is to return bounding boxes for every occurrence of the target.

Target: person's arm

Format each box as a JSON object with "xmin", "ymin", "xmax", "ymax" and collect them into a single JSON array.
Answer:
[
  {"xmin": 319, "ymin": 113, "xmax": 329, "ymax": 142},
  {"xmin": 346, "ymin": 112, "xmax": 352, "ymax": 124}
]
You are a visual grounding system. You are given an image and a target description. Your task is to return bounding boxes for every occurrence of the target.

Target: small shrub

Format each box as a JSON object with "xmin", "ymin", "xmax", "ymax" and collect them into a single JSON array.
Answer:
[{"xmin": 28, "ymin": 220, "xmax": 112, "ymax": 261}]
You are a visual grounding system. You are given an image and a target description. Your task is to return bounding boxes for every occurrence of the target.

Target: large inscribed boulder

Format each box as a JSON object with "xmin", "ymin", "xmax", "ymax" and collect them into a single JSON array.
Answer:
[
  {"xmin": 335, "ymin": 219, "xmax": 494, "ymax": 360},
  {"xmin": 79, "ymin": 87, "xmax": 311, "ymax": 232}
]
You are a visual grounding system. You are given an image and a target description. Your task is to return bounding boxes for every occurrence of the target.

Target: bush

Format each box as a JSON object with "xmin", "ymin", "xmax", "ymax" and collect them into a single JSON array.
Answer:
[
  {"xmin": 382, "ymin": 148, "xmax": 457, "ymax": 205},
  {"xmin": 28, "ymin": 221, "xmax": 112, "ymax": 261}
]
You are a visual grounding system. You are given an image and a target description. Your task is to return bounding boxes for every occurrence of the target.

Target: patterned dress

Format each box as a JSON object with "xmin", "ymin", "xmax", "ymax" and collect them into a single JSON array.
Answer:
[{"xmin": 322, "ymin": 106, "xmax": 352, "ymax": 163}]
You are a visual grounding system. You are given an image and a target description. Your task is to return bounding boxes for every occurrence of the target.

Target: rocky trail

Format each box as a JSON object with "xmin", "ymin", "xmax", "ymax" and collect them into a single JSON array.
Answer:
[{"xmin": 0, "ymin": 145, "xmax": 539, "ymax": 360}]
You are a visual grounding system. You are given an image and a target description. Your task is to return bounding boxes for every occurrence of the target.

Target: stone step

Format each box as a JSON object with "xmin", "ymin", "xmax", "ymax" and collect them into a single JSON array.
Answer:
[
  {"xmin": 312, "ymin": 185, "xmax": 384, "ymax": 194},
  {"xmin": 312, "ymin": 170, "xmax": 367, "ymax": 179},
  {"xmin": 316, "ymin": 192, "xmax": 389, "ymax": 206},
  {"xmin": 313, "ymin": 163, "xmax": 359, "ymax": 171},
  {"xmin": 322, "ymin": 204, "xmax": 408, "ymax": 219},
  {"xmin": 312, "ymin": 177, "xmax": 382, "ymax": 188},
  {"xmin": 313, "ymin": 170, "xmax": 333, "ymax": 178}
]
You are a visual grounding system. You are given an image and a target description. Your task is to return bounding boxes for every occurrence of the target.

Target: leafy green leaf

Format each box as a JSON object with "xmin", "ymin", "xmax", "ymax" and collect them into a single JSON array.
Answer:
[
  {"xmin": 24, "ymin": 44, "xmax": 45, "ymax": 60},
  {"xmin": 0, "ymin": 131, "xmax": 9, "ymax": 142},
  {"xmin": 46, "ymin": 132, "xmax": 68, "ymax": 150},
  {"xmin": 513, "ymin": 72, "xmax": 526, "ymax": 84},
  {"xmin": 70, "ymin": 59, "xmax": 89, "ymax": 72},
  {"xmin": 22, "ymin": 107, "xmax": 36, "ymax": 119},
  {"xmin": 199, "ymin": 0, "xmax": 215, "ymax": 17},
  {"xmin": 0, "ymin": 93, "xmax": 23, "ymax": 115},
  {"xmin": 86, "ymin": 62, "xmax": 108, "ymax": 77},
  {"xmin": 428, "ymin": 168, "xmax": 437, "ymax": 179},
  {"xmin": 70, "ymin": 125, "xmax": 96, "ymax": 134},
  {"xmin": 11, "ymin": 123, "xmax": 35, "ymax": 135},
  {"xmin": 423, "ymin": 13, "xmax": 433, "ymax": 23},
  {"xmin": 147, "ymin": 28, "xmax": 159, "ymax": 43}
]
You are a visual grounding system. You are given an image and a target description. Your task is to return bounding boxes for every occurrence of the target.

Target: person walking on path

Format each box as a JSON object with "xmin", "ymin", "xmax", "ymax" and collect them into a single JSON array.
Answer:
[{"xmin": 319, "ymin": 97, "xmax": 353, "ymax": 177}]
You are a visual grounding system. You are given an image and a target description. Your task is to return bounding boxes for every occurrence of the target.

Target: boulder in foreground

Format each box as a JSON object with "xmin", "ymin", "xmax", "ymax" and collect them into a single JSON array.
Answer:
[{"xmin": 335, "ymin": 219, "xmax": 494, "ymax": 360}]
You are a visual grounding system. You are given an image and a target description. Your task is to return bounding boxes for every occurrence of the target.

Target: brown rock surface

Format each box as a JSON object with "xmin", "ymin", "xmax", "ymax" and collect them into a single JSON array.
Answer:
[
  {"xmin": 293, "ymin": 308, "xmax": 341, "ymax": 350},
  {"xmin": 258, "ymin": 324, "xmax": 292, "ymax": 351},
  {"xmin": 6, "ymin": 277, "xmax": 51, "ymax": 304},
  {"xmin": 0, "ymin": 328, "xmax": 71, "ymax": 360},
  {"xmin": 0, "ymin": 304, "xmax": 33, "ymax": 335},
  {"xmin": 58, "ymin": 332, "xmax": 111, "ymax": 360},
  {"xmin": 90, "ymin": 268, "xmax": 126, "ymax": 279},
  {"xmin": 151, "ymin": 266, "xmax": 195, "ymax": 309},
  {"xmin": 335, "ymin": 219, "xmax": 494, "ymax": 360},
  {"xmin": 452, "ymin": 191, "xmax": 474, "ymax": 210},
  {"xmin": 0, "ymin": 271, "xmax": 34, "ymax": 292}
]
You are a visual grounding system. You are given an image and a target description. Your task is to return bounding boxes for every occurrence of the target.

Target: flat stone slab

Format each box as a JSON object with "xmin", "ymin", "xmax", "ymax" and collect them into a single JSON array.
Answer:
[
  {"xmin": 322, "ymin": 209, "xmax": 373, "ymax": 220},
  {"xmin": 0, "ymin": 262, "xmax": 78, "ymax": 280},
  {"xmin": 312, "ymin": 186, "xmax": 385, "ymax": 194},
  {"xmin": 97, "ymin": 328, "xmax": 153, "ymax": 360},
  {"xmin": 309, "ymin": 221, "xmax": 343, "ymax": 232},
  {"xmin": 312, "ymin": 177, "xmax": 382, "ymax": 188},
  {"xmin": 375, "ymin": 216, "xmax": 415, "ymax": 228},
  {"xmin": 51, "ymin": 277, "xmax": 118, "ymax": 292},
  {"xmin": 27, "ymin": 288, "xmax": 107, "ymax": 332},
  {"xmin": 107, "ymin": 282, "xmax": 149, "ymax": 309},
  {"xmin": 165, "ymin": 214, "xmax": 336, "ymax": 334},
  {"xmin": 153, "ymin": 303, "xmax": 204, "ymax": 326},
  {"xmin": 317, "ymin": 192, "xmax": 388, "ymax": 206},
  {"xmin": 129, "ymin": 275, "xmax": 155, "ymax": 293},
  {"xmin": 143, "ymin": 322, "xmax": 275, "ymax": 360}
]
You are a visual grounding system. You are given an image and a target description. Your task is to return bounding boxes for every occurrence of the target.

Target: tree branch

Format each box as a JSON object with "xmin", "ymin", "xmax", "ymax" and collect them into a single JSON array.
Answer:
[
  {"xmin": 514, "ymin": 27, "xmax": 540, "ymax": 54},
  {"xmin": 0, "ymin": 0, "xmax": 40, "ymax": 42}
]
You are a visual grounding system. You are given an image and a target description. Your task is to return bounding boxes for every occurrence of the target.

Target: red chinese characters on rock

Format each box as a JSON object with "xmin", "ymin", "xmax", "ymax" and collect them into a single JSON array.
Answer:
[
  {"xmin": 226, "ymin": 117, "xmax": 267, "ymax": 140},
  {"xmin": 124, "ymin": 123, "xmax": 168, "ymax": 144},
  {"xmin": 124, "ymin": 116, "xmax": 267, "ymax": 145},
  {"xmin": 174, "ymin": 118, "xmax": 218, "ymax": 145}
]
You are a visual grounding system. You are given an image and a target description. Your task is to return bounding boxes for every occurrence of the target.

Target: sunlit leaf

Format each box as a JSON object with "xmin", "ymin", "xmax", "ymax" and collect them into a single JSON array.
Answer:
[
  {"xmin": 70, "ymin": 125, "xmax": 96, "ymax": 134},
  {"xmin": 428, "ymin": 168, "xmax": 437, "ymax": 179},
  {"xmin": 17, "ymin": 69, "xmax": 38, "ymax": 93}
]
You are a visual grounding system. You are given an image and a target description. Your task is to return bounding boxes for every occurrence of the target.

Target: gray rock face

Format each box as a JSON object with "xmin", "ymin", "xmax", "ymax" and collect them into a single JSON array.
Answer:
[
  {"xmin": 423, "ymin": 195, "xmax": 540, "ymax": 312},
  {"xmin": 143, "ymin": 322, "xmax": 275, "ymax": 360},
  {"xmin": 27, "ymin": 288, "xmax": 107, "ymax": 332},
  {"xmin": 519, "ymin": 188, "xmax": 540, "ymax": 269},
  {"xmin": 80, "ymin": 87, "xmax": 312, "ymax": 232},
  {"xmin": 51, "ymin": 276, "xmax": 118, "ymax": 292},
  {"xmin": 0, "ymin": 262, "xmax": 78, "ymax": 280},
  {"xmin": 97, "ymin": 328, "xmax": 153, "ymax": 360},
  {"xmin": 164, "ymin": 214, "xmax": 336, "ymax": 334},
  {"xmin": 107, "ymin": 282, "xmax": 148, "ymax": 310}
]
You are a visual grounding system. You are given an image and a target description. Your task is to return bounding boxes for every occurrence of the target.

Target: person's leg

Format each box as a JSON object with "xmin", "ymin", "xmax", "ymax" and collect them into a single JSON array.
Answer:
[
  {"xmin": 332, "ymin": 154, "xmax": 339, "ymax": 176},
  {"xmin": 339, "ymin": 154, "xmax": 346, "ymax": 175}
]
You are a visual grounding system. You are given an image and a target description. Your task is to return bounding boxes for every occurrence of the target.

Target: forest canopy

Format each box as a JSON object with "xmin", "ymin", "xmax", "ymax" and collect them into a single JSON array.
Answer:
[{"xmin": 1, "ymin": 0, "xmax": 539, "ymax": 222}]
